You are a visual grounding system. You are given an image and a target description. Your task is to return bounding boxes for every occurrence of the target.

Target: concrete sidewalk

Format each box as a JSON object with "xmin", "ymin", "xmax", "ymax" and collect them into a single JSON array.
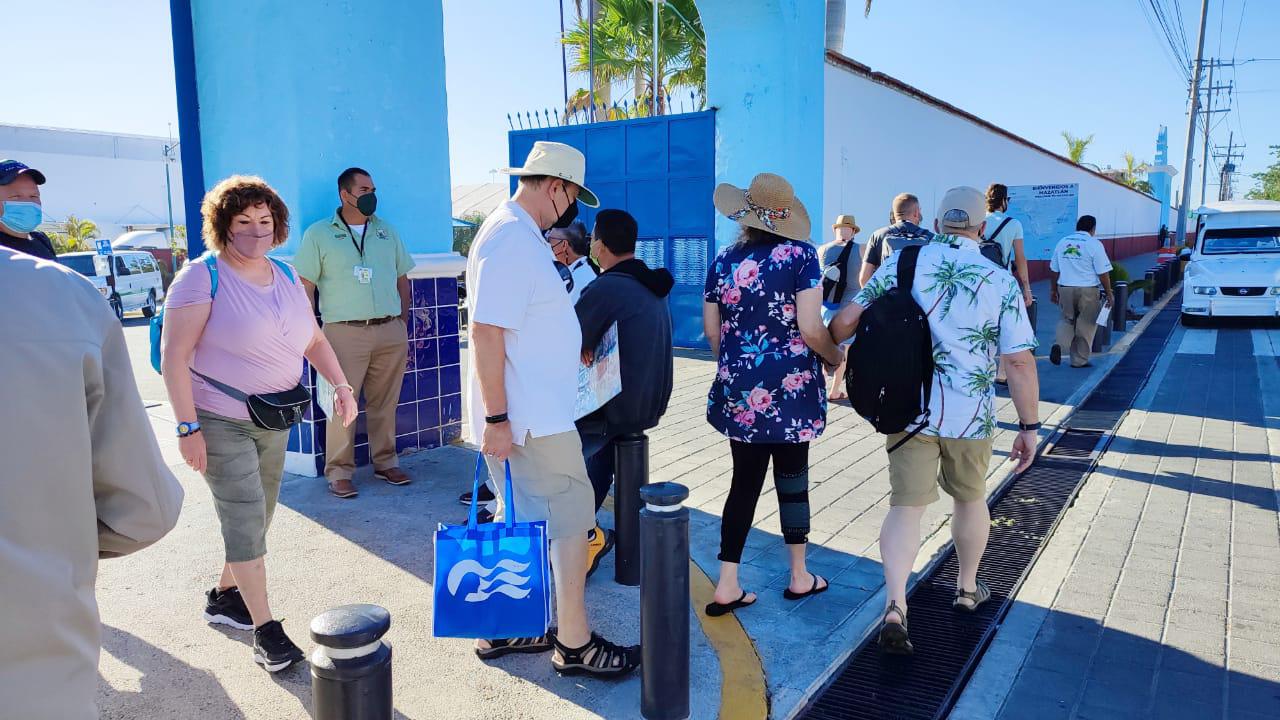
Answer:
[
  {"xmin": 953, "ymin": 325, "xmax": 1280, "ymax": 720},
  {"xmin": 97, "ymin": 252, "xmax": 1162, "ymax": 719}
]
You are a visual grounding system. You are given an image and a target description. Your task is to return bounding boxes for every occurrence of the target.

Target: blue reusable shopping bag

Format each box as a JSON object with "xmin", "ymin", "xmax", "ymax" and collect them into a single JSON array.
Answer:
[{"xmin": 432, "ymin": 456, "xmax": 552, "ymax": 639}]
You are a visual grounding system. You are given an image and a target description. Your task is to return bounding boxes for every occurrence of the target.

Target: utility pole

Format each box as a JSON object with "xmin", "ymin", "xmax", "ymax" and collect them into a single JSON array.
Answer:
[
  {"xmin": 1214, "ymin": 132, "xmax": 1245, "ymax": 201},
  {"xmin": 1199, "ymin": 60, "xmax": 1214, "ymax": 206},
  {"xmin": 588, "ymin": 0, "xmax": 595, "ymax": 121},
  {"xmin": 1175, "ymin": 0, "xmax": 1210, "ymax": 247},
  {"xmin": 652, "ymin": 0, "xmax": 660, "ymax": 116},
  {"xmin": 559, "ymin": 0, "xmax": 569, "ymax": 111}
]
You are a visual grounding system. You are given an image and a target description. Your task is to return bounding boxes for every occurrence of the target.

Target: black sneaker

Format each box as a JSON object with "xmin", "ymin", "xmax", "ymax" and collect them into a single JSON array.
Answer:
[
  {"xmin": 253, "ymin": 620, "xmax": 305, "ymax": 672},
  {"xmin": 204, "ymin": 587, "xmax": 253, "ymax": 631},
  {"xmin": 459, "ymin": 485, "xmax": 496, "ymax": 506},
  {"xmin": 1049, "ymin": 344, "xmax": 1063, "ymax": 366}
]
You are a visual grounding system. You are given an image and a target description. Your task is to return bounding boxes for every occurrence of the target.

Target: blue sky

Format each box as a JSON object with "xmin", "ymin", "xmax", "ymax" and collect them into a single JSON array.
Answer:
[{"xmin": 8, "ymin": 1, "xmax": 1277, "ymax": 197}]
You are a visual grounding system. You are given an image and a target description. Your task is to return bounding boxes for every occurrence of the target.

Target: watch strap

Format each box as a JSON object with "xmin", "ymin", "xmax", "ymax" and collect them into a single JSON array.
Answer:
[
  {"xmin": 1018, "ymin": 421, "xmax": 1042, "ymax": 431},
  {"xmin": 485, "ymin": 412, "xmax": 509, "ymax": 425}
]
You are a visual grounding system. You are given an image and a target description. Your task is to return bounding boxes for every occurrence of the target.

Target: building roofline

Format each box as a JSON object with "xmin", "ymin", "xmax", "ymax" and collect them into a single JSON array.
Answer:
[
  {"xmin": 0, "ymin": 121, "xmax": 172, "ymax": 144},
  {"xmin": 824, "ymin": 51, "xmax": 1158, "ymax": 203}
]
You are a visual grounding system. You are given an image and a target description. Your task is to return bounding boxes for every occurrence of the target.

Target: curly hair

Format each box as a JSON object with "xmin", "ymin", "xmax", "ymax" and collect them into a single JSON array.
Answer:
[{"xmin": 200, "ymin": 175, "xmax": 290, "ymax": 252}]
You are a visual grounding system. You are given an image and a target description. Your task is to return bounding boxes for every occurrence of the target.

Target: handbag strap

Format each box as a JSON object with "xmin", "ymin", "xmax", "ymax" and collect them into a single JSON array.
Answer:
[
  {"xmin": 190, "ymin": 368, "xmax": 249, "ymax": 402},
  {"xmin": 468, "ymin": 454, "xmax": 516, "ymax": 530}
]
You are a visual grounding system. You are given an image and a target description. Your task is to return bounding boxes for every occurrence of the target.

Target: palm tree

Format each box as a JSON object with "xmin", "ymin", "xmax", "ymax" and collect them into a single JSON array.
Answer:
[
  {"xmin": 959, "ymin": 367, "xmax": 997, "ymax": 436},
  {"xmin": 1121, "ymin": 152, "xmax": 1150, "ymax": 189},
  {"xmin": 923, "ymin": 259, "xmax": 985, "ymax": 318},
  {"xmin": 932, "ymin": 342, "xmax": 957, "ymax": 427},
  {"xmin": 48, "ymin": 215, "xmax": 99, "ymax": 254},
  {"xmin": 1062, "ymin": 132, "xmax": 1094, "ymax": 164},
  {"xmin": 563, "ymin": 0, "xmax": 704, "ymax": 113}
]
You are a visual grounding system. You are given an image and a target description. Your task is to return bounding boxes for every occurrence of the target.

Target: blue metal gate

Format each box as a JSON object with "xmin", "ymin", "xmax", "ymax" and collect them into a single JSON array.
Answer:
[{"xmin": 509, "ymin": 110, "xmax": 715, "ymax": 348}]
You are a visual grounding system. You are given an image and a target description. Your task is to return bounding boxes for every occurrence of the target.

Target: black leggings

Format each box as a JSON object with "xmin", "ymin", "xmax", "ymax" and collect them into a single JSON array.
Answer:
[{"xmin": 718, "ymin": 441, "xmax": 811, "ymax": 564}]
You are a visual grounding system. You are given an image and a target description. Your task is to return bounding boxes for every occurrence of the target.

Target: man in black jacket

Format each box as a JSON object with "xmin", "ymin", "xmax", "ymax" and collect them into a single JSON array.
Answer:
[{"xmin": 575, "ymin": 209, "xmax": 675, "ymax": 576}]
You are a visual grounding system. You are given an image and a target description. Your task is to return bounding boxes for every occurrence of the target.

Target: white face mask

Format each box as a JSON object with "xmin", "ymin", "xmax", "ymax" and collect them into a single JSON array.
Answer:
[{"xmin": 229, "ymin": 227, "xmax": 274, "ymax": 258}]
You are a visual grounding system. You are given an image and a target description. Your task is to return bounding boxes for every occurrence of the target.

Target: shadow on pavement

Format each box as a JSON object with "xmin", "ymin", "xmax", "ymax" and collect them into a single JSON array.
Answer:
[
  {"xmin": 99, "ymin": 624, "xmax": 251, "ymax": 720},
  {"xmin": 988, "ymin": 606, "xmax": 1280, "ymax": 719}
]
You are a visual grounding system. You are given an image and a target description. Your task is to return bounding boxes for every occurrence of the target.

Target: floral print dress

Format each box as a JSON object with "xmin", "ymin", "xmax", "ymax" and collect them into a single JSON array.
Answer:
[{"xmin": 704, "ymin": 240, "xmax": 826, "ymax": 443}]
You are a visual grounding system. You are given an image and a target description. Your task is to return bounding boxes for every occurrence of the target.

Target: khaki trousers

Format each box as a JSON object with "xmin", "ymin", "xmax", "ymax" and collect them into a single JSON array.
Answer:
[
  {"xmin": 1056, "ymin": 285, "xmax": 1102, "ymax": 367},
  {"xmin": 323, "ymin": 319, "xmax": 409, "ymax": 480}
]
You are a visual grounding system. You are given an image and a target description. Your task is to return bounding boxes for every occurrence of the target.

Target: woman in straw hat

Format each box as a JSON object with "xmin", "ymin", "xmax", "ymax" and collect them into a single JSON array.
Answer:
[
  {"xmin": 701, "ymin": 173, "xmax": 845, "ymax": 616},
  {"xmin": 816, "ymin": 214, "xmax": 862, "ymax": 400}
]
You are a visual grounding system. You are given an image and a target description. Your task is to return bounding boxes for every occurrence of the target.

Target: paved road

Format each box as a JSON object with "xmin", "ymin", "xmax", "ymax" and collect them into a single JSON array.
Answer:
[{"xmin": 955, "ymin": 325, "xmax": 1280, "ymax": 720}]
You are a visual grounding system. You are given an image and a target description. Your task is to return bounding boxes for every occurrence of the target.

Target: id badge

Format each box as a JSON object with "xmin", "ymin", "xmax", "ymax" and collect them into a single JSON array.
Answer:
[{"xmin": 354, "ymin": 265, "xmax": 373, "ymax": 284}]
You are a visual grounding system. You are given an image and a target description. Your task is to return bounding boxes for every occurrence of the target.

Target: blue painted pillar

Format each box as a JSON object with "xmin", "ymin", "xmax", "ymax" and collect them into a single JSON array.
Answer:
[
  {"xmin": 173, "ymin": 0, "xmax": 452, "ymax": 255},
  {"xmin": 697, "ymin": 0, "xmax": 826, "ymax": 249}
]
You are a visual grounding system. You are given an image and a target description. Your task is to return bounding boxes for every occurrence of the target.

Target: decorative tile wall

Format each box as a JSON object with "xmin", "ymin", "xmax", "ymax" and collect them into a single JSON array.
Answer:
[{"xmin": 284, "ymin": 275, "xmax": 463, "ymax": 477}]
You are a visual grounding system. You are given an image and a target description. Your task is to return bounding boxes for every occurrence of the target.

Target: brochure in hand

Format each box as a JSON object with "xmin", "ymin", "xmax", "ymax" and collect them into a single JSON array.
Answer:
[{"xmin": 575, "ymin": 323, "xmax": 622, "ymax": 420}]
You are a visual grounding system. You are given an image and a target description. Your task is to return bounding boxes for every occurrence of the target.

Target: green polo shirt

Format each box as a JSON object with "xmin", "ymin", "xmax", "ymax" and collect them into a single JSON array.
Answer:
[{"xmin": 296, "ymin": 211, "xmax": 415, "ymax": 323}]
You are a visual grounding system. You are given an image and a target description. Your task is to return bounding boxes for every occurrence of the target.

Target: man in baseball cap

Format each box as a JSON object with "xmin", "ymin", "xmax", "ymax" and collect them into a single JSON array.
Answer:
[
  {"xmin": 829, "ymin": 184, "xmax": 1041, "ymax": 655},
  {"xmin": 0, "ymin": 160, "xmax": 55, "ymax": 260}
]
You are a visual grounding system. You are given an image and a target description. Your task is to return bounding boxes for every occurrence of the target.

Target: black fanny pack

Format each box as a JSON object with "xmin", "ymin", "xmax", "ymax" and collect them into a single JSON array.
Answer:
[{"xmin": 193, "ymin": 370, "xmax": 311, "ymax": 431}]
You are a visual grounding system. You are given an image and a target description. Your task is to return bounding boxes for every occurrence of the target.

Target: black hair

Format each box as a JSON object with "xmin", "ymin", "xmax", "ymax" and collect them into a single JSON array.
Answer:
[
  {"xmin": 737, "ymin": 226, "xmax": 789, "ymax": 247},
  {"xmin": 555, "ymin": 220, "xmax": 590, "ymax": 257},
  {"xmin": 338, "ymin": 167, "xmax": 371, "ymax": 193},
  {"xmin": 593, "ymin": 209, "xmax": 638, "ymax": 255},
  {"xmin": 1076, "ymin": 215, "xmax": 1097, "ymax": 233}
]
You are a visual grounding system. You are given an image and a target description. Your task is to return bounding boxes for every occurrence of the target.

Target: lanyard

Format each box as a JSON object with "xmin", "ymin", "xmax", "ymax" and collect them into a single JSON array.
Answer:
[{"xmin": 340, "ymin": 216, "xmax": 370, "ymax": 260}]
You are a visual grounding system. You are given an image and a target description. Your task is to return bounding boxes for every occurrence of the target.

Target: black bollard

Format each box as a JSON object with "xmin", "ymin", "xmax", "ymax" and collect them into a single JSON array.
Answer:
[
  {"xmin": 1112, "ymin": 281, "xmax": 1128, "ymax": 332},
  {"xmin": 1156, "ymin": 265, "xmax": 1168, "ymax": 299},
  {"xmin": 311, "ymin": 604, "xmax": 393, "ymax": 720},
  {"xmin": 640, "ymin": 482, "xmax": 690, "ymax": 720},
  {"xmin": 1144, "ymin": 269, "xmax": 1156, "ymax": 306},
  {"xmin": 614, "ymin": 432, "xmax": 649, "ymax": 586}
]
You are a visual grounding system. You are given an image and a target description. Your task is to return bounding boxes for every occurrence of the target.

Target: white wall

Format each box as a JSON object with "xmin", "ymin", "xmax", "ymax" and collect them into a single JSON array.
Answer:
[
  {"xmin": 823, "ymin": 59, "xmax": 1159, "ymax": 254},
  {"xmin": 0, "ymin": 124, "xmax": 184, "ymax": 241}
]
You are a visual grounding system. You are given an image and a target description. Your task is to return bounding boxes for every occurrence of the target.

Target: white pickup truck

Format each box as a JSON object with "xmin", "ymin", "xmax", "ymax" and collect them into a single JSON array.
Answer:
[{"xmin": 1181, "ymin": 200, "xmax": 1280, "ymax": 325}]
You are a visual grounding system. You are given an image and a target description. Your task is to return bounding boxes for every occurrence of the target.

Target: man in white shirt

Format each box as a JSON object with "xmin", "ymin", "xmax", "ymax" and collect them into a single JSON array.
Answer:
[
  {"xmin": 548, "ymin": 220, "xmax": 597, "ymax": 303},
  {"xmin": 466, "ymin": 141, "xmax": 639, "ymax": 677},
  {"xmin": 1049, "ymin": 215, "xmax": 1114, "ymax": 368}
]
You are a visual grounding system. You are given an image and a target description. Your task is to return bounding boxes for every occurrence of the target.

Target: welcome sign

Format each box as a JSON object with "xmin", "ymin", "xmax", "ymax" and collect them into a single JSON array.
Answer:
[{"xmin": 1005, "ymin": 183, "xmax": 1080, "ymax": 261}]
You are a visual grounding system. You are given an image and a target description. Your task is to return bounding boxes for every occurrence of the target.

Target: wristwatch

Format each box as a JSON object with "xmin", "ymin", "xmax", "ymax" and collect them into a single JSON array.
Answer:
[
  {"xmin": 485, "ymin": 412, "xmax": 510, "ymax": 425},
  {"xmin": 1018, "ymin": 421, "xmax": 1042, "ymax": 432},
  {"xmin": 176, "ymin": 421, "xmax": 202, "ymax": 438}
]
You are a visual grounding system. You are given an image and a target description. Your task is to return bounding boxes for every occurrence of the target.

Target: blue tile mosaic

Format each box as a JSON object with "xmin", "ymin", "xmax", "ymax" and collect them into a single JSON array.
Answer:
[
  {"xmin": 416, "ymin": 368, "xmax": 439, "ymax": 402},
  {"xmin": 404, "ymin": 342, "xmax": 416, "ymax": 372},
  {"xmin": 415, "ymin": 338, "xmax": 438, "ymax": 370},
  {"xmin": 435, "ymin": 277, "xmax": 459, "ymax": 307},
  {"xmin": 437, "ymin": 306, "xmax": 459, "ymax": 337},
  {"xmin": 418, "ymin": 397, "xmax": 440, "ymax": 430},
  {"xmin": 287, "ymin": 424, "xmax": 302, "ymax": 453},
  {"xmin": 440, "ymin": 364, "xmax": 461, "ymax": 396},
  {"xmin": 395, "ymin": 400, "xmax": 417, "ymax": 432},
  {"xmin": 418, "ymin": 428, "xmax": 442, "ymax": 450},
  {"xmin": 355, "ymin": 444, "xmax": 370, "ymax": 466},
  {"xmin": 395, "ymin": 433, "xmax": 418, "ymax": 454},
  {"xmin": 439, "ymin": 335, "xmax": 460, "ymax": 366},
  {"xmin": 411, "ymin": 307, "xmax": 434, "ymax": 340},
  {"xmin": 355, "ymin": 412, "xmax": 368, "ymax": 446},
  {"xmin": 398, "ymin": 372, "xmax": 416, "ymax": 404},
  {"xmin": 411, "ymin": 278, "xmax": 436, "ymax": 309},
  {"xmin": 442, "ymin": 422, "xmax": 462, "ymax": 444},
  {"xmin": 441, "ymin": 394, "xmax": 463, "ymax": 425}
]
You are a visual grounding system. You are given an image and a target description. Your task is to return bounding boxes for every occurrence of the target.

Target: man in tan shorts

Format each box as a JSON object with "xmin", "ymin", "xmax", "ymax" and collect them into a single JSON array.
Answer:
[
  {"xmin": 465, "ymin": 142, "xmax": 639, "ymax": 678},
  {"xmin": 832, "ymin": 186, "xmax": 1043, "ymax": 655}
]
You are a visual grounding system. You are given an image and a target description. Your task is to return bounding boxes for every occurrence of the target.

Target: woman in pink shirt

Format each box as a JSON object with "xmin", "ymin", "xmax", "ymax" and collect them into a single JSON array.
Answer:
[{"xmin": 162, "ymin": 175, "xmax": 358, "ymax": 673}]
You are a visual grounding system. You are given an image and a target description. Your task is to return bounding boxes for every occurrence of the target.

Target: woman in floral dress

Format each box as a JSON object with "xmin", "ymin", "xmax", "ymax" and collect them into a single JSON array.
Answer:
[{"xmin": 702, "ymin": 173, "xmax": 845, "ymax": 616}]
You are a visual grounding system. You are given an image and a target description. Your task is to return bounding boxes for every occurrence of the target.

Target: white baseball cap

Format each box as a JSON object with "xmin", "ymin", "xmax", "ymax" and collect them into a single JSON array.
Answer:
[
  {"xmin": 500, "ymin": 141, "xmax": 599, "ymax": 207},
  {"xmin": 936, "ymin": 186, "xmax": 986, "ymax": 231}
]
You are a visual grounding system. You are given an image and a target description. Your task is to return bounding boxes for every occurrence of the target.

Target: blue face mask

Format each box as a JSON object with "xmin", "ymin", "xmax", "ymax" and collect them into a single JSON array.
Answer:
[{"xmin": 1, "ymin": 201, "xmax": 42, "ymax": 234}]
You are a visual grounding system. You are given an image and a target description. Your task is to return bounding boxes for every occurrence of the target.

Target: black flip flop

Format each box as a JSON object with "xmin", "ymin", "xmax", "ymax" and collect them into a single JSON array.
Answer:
[
  {"xmin": 783, "ymin": 574, "xmax": 829, "ymax": 601},
  {"xmin": 705, "ymin": 590, "xmax": 757, "ymax": 617},
  {"xmin": 475, "ymin": 630, "xmax": 556, "ymax": 660}
]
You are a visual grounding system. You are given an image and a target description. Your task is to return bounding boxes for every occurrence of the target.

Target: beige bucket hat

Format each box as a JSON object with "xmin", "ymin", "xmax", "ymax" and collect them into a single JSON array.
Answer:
[
  {"xmin": 832, "ymin": 214, "xmax": 860, "ymax": 233},
  {"xmin": 500, "ymin": 141, "xmax": 599, "ymax": 207},
  {"xmin": 713, "ymin": 172, "xmax": 811, "ymax": 242}
]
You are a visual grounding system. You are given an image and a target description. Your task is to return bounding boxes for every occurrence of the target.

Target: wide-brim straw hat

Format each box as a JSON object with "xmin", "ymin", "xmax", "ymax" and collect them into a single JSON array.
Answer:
[
  {"xmin": 714, "ymin": 172, "xmax": 811, "ymax": 242},
  {"xmin": 832, "ymin": 214, "xmax": 860, "ymax": 233},
  {"xmin": 500, "ymin": 141, "xmax": 599, "ymax": 207}
]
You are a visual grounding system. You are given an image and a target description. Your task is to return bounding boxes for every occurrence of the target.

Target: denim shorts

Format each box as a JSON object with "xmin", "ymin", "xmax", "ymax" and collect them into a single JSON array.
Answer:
[{"xmin": 197, "ymin": 410, "xmax": 289, "ymax": 562}]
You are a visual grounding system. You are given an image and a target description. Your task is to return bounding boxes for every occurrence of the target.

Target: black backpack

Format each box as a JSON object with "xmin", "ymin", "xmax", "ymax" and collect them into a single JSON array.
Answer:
[
  {"xmin": 979, "ymin": 216, "xmax": 1013, "ymax": 267},
  {"xmin": 844, "ymin": 244, "xmax": 933, "ymax": 452},
  {"xmin": 821, "ymin": 241, "xmax": 856, "ymax": 304}
]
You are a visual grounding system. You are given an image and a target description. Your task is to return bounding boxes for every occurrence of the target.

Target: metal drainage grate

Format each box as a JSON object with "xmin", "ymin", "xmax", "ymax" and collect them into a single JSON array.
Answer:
[{"xmin": 797, "ymin": 295, "xmax": 1182, "ymax": 720}]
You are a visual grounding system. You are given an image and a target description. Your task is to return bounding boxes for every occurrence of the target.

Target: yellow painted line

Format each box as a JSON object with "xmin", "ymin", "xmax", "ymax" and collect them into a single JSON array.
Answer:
[{"xmin": 689, "ymin": 558, "xmax": 769, "ymax": 720}]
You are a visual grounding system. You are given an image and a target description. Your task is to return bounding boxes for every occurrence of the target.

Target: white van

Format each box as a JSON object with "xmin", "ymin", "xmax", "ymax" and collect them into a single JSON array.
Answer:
[
  {"xmin": 57, "ymin": 250, "xmax": 167, "ymax": 320},
  {"xmin": 1181, "ymin": 200, "xmax": 1280, "ymax": 325}
]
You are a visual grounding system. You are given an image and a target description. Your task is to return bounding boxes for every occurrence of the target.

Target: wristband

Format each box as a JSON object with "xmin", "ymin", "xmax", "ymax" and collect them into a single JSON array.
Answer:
[
  {"xmin": 485, "ymin": 412, "xmax": 510, "ymax": 425},
  {"xmin": 1018, "ymin": 421, "xmax": 1042, "ymax": 432},
  {"xmin": 333, "ymin": 383, "xmax": 355, "ymax": 398},
  {"xmin": 176, "ymin": 421, "xmax": 202, "ymax": 438}
]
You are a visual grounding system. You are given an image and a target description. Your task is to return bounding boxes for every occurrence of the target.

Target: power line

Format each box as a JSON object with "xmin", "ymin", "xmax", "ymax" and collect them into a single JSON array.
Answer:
[
  {"xmin": 1231, "ymin": 0, "xmax": 1248, "ymax": 61},
  {"xmin": 1138, "ymin": 0, "xmax": 1192, "ymax": 80}
]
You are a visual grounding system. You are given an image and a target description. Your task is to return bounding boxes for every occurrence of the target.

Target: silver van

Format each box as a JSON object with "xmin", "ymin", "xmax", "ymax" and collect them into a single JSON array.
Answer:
[{"xmin": 57, "ymin": 250, "xmax": 167, "ymax": 320}]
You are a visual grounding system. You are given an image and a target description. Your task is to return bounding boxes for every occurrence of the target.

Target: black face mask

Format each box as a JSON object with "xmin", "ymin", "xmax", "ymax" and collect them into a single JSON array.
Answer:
[
  {"xmin": 549, "ymin": 184, "xmax": 579, "ymax": 230},
  {"xmin": 353, "ymin": 191, "xmax": 377, "ymax": 217}
]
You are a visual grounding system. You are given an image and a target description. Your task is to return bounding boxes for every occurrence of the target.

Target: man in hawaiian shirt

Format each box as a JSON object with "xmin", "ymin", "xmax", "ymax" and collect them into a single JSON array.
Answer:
[{"xmin": 830, "ymin": 186, "xmax": 1042, "ymax": 655}]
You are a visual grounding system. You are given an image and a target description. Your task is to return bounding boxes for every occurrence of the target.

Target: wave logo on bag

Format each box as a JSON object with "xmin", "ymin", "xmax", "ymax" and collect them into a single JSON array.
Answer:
[{"xmin": 446, "ymin": 558, "xmax": 532, "ymax": 602}]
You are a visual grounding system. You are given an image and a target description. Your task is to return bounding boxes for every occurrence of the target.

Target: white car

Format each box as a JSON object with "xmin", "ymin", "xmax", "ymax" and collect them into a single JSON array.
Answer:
[
  {"xmin": 1181, "ymin": 200, "xmax": 1280, "ymax": 325},
  {"xmin": 57, "ymin": 250, "xmax": 167, "ymax": 320}
]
